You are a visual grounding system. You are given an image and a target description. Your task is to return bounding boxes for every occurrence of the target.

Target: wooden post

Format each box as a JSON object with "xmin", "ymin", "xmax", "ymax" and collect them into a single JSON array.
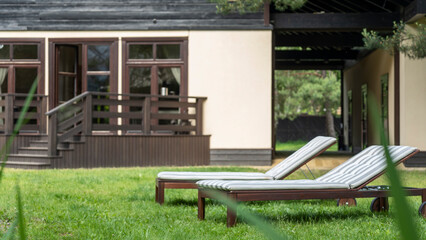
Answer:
[
  {"xmin": 143, "ymin": 98, "xmax": 151, "ymax": 134},
  {"xmin": 40, "ymin": 97, "xmax": 47, "ymax": 134},
  {"xmin": 5, "ymin": 95, "xmax": 14, "ymax": 135},
  {"xmin": 48, "ymin": 114, "xmax": 58, "ymax": 156},
  {"xmin": 196, "ymin": 98, "xmax": 204, "ymax": 135},
  {"xmin": 83, "ymin": 94, "xmax": 92, "ymax": 135}
]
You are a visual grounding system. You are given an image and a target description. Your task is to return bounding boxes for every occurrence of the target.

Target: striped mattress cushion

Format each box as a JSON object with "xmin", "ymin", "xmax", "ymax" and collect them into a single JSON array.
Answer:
[
  {"xmin": 316, "ymin": 145, "xmax": 418, "ymax": 189},
  {"xmin": 266, "ymin": 136, "xmax": 336, "ymax": 179},
  {"xmin": 157, "ymin": 172, "xmax": 273, "ymax": 180},
  {"xmin": 196, "ymin": 179, "xmax": 349, "ymax": 191}
]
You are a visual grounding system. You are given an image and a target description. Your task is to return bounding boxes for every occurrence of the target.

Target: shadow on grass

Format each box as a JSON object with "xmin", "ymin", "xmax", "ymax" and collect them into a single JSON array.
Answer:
[
  {"xmin": 206, "ymin": 208, "xmax": 373, "ymax": 226},
  {"xmin": 167, "ymin": 199, "xmax": 198, "ymax": 206},
  {"xmin": 204, "ymin": 199, "xmax": 377, "ymax": 226}
]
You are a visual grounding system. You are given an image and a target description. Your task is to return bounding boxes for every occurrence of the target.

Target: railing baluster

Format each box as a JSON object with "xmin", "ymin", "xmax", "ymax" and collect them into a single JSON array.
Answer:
[
  {"xmin": 5, "ymin": 95, "xmax": 13, "ymax": 134},
  {"xmin": 196, "ymin": 98, "xmax": 204, "ymax": 135},
  {"xmin": 48, "ymin": 114, "xmax": 58, "ymax": 156},
  {"xmin": 83, "ymin": 94, "xmax": 92, "ymax": 135},
  {"xmin": 40, "ymin": 97, "xmax": 47, "ymax": 134},
  {"xmin": 143, "ymin": 97, "xmax": 151, "ymax": 134}
]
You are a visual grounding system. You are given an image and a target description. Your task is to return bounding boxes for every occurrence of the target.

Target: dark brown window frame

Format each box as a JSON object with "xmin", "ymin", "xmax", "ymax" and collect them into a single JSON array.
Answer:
[
  {"xmin": 122, "ymin": 37, "xmax": 188, "ymax": 97},
  {"xmin": 0, "ymin": 38, "xmax": 45, "ymax": 94},
  {"xmin": 48, "ymin": 38, "xmax": 118, "ymax": 108}
]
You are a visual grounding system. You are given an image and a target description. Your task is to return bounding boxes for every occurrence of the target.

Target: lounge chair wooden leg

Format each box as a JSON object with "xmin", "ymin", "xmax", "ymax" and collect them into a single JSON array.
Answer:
[
  {"xmin": 420, "ymin": 189, "xmax": 426, "ymax": 218},
  {"xmin": 419, "ymin": 202, "xmax": 426, "ymax": 218},
  {"xmin": 156, "ymin": 181, "xmax": 165, "ymax": 205},
  {"xmin": 226, "ymin": 193, "xmax": 237, "ymax": 227},
  {"xmin": 337, "ymin": 198, "xmax": 357, "ymax": 207},
  {"xmin": 155, "ymin": 184, "xmax": 159, "ymax": 203},
  {"xmin": 370, "ymin": 197, "xmax": 389, "ymax": 212},
  {"xmin": 227, "ymin": 206, "xmax": 237, "ymax": 227},
  {"xmin": 198, "ymin": 190, "xmax": 205, "ymax": 220}
]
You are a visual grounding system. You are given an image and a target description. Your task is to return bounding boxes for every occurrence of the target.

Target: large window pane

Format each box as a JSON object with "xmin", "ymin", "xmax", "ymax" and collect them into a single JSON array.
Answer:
[
  {"xmin": 0, "ymin": 45, "xmax": 10, "ymax": 59},
  {"xmin": 58, "ymin": 46, "xmax": 77, "ymax": 73},
  {"xmin": 13, "ymin": 45, "xmax": 38, "ymax": 60},
  {"xmin": 15, "ymin": 68, "xmax": 38, "ymax": 93},
  {"xmin": 87, "ymin": 45, "xmax": 109, "ymax": 71},
  {"xmin": 87, "ymin": 75, "xmax": 109, "ymax": 92},
  {"xmin": 129, "ymin": 67, "xmax": 151, "ymax": 94},
  {"xmin": 158, "ymin": 67, "xmax": 180, "ymax": 95},
  {"xmin": 0, "ymin": 68, "xmax": 7, "ymax": 94},
  {"xmin": 58, "ymin": 75, "xmax": 76, "ymax": 102},
  {"xmin": 157, "ymin": 44, "xmax": 180, "ymax": 59},
  {"xmin": 88, "ymin": 75, "xmax": 109, "ymax": 124},
  {"xmin": 129, "ymin": 44, "xmax": 153, "ymax": 59}
]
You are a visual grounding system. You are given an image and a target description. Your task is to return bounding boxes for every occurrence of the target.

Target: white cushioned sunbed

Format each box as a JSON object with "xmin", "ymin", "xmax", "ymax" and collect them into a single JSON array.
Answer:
[
  {"xmin": 158, "ymin": 136, "xmax": 336, "ymax": 181},
  {"xmin": 196, "ymin": 145, "xmax": 423, "ymax": 227},
  {"xmin": 155, "ymin": 136, "xmax": 336, "ymax": 204},
  {"xmin": 197, "ymin": 145, "xmax": 418, "ymax": 190}
]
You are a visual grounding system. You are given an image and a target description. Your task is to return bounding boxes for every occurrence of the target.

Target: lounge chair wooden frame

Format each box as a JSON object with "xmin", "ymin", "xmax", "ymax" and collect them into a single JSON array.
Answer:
[
  {"xmin": 155, "ymin": 141, "xmax": 335, "ymax": 204},
  {"xmin": 197, "ymin": 150, "xmax": 426, "ymax": 227}
]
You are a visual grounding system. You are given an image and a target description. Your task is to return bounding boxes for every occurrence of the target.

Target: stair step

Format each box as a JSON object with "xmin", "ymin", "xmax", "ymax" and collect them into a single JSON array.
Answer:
[
  {"xmin": 18, "ymin": 147, "xmax": 48, "ymax": 155},
  {"xmin": 29, "ymin": 140, "xmax": 85, "ymax": 148},
  {"xmin": 5, "ymin": 161, "xmax": 51, "ymax": 169},
  {"xmin": 7, "ymin": 154, "xmax": 56, "ymax": 163},
  {"xmin": 29, "ymin": 140, "xmax": 48, "ymax": 147}
]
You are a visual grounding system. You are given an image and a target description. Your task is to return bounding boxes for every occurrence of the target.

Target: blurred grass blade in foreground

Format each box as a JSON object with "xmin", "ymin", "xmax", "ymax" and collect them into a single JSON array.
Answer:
[
  {"xmin": 0, "ymin": 77, "xmax": 38, "ymax": 183},
  {"xmin": 368, "ymin": 93, "xmax": 419, "ymax": 240},
  {"xmin": 0, "ymin": 78, "xmax": 38, "ymax": 240}
]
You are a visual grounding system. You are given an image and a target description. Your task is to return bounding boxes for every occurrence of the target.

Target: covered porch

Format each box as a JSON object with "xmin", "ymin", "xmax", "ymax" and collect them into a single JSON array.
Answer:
[{"xmin": 0, "ymin": 91, "xmax": 209, "ymax": 169}]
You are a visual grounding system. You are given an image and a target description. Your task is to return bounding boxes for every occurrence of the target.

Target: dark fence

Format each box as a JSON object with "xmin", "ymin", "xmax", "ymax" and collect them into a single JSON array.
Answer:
[{"xmin": 276, "ymin": 115, "xmax": 341, "ymax": 142}]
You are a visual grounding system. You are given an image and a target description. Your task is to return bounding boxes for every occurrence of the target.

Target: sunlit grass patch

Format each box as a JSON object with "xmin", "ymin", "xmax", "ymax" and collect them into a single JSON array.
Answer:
[{"xmin": 0, "ymin": 167, "xmax": 423, "ymax": 239}]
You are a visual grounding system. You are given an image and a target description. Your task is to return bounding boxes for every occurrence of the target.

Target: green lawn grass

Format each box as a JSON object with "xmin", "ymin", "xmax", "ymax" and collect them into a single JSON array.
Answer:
[
  {"xmin": 276, "ymin": 140, "xmax": 339, "ymax": 151},
  {"xmin": 0, "ymin": 167, "xmax": 424, "ymax": 239}
]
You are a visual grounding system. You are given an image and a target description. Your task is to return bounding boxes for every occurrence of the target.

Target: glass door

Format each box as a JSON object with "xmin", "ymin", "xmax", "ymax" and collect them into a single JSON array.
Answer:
[{"xmin": 56, "ymin": 45, "xmax": 80, "ymax": 105}]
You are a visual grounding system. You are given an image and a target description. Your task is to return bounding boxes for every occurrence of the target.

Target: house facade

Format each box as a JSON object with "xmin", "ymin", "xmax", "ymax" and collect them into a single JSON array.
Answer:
[
  {"xmin": 1, "ymin": 0, "xmax": 425, "ymax": 168},
  {"xmin": 0, "ymin": 0, "xmax": 273, "ymax": 168}
]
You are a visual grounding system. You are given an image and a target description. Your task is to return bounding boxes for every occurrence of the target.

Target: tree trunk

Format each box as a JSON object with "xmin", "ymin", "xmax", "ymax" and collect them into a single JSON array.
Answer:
[{"xmin": 325, "ymin": 100, "xmax": 336, "ymax": 137}]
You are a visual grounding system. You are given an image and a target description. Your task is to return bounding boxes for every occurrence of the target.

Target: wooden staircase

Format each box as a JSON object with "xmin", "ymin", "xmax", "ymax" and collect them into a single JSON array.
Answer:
[{"xmin": 6, "ymin": 136, "xmax": 81, "ymax": 169}]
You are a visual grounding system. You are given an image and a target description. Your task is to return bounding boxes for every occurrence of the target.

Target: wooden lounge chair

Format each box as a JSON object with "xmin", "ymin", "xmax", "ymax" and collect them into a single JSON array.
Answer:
[
  {"xmin": 155, "ymin": 136, "xmax": 336, "ymax": 204},
  {"xmin": 197, "ymin": 145, "xmax": 425, "ymax": 227}
]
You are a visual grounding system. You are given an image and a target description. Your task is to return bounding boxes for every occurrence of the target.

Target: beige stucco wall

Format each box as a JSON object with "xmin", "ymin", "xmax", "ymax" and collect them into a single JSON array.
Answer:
[
  {"xmin": 188, "ymin": 31, "xmax": 272, "ymax": 149},
  {"xmin": 344, "ymin": 49, "xmax": 395, "ymax": 149},
  {"xmin": 0, "ymin": 30, "xmax": 273, "ymax": 150},
  {"xmin": 400, "ymin": 19, "xmax": 426, "ymax": 150}
]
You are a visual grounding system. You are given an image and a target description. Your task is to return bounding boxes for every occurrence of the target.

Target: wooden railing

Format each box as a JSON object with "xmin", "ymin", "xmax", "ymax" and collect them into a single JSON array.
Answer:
[
  {"xmin": 46, "ymin": 92, "xmax": 206, "ymax": 156},
  {"xmin": 0, "ymin": 93, "xmax": 47, "ymax": 134}
]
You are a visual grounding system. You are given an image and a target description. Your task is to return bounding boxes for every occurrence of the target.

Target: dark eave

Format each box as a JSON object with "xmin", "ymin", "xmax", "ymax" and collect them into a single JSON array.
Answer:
[
  {"xmin": 271, "ymin": 0, "xmax": 419, "ymax": 70},
  {"xmin": 404, "ymin": 0, "xmax": 426, "ymax": 22},
  {"xmin": 0, "ymin": 0, "xmax": 269, "ymax": 31},
  {"xmin": 275, "ymin": 60, "xmax": 345, "ymax": 70},
  {"xmin": 275, "ymin": 32, "xmax": 364, "ymax": 47},
  {"xmin": 275, "ymin": 50, "xmax": 359, "ymax": 60},
  {"xmin": 271, "ymin": 12, "xmax": 400, "ymax": 31}
]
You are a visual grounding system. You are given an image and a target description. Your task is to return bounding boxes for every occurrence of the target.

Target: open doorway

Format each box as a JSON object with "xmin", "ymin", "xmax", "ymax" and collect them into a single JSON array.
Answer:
[{"xmin": 274, "ymin": 70, "xmax": 343, "ymax": 152}]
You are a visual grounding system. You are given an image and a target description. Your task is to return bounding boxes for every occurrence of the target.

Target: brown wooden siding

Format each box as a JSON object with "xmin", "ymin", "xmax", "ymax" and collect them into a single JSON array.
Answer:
[{"xmin": 52, "ymin": 135, "xmax": 210, "ymax": 168}]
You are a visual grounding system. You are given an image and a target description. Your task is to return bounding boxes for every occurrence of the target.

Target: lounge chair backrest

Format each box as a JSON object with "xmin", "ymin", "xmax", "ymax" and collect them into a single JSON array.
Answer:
[
  {"xmin": 266, "ymin": 136, "xmax": 336, "ymax": 180},
  {"xmin": 316, "ymin": 145, "xmax": 418, "ymax": 189}
]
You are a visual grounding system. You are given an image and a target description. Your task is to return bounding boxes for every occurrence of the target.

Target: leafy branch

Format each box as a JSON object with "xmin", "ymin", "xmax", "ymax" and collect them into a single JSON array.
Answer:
[
  {"xmin": 210, "ymin": 0, "xmax": 307, "ymax": 14},
  {"xmin": 362, "ymin": 21, "xmax": 426, "ymax": 59}
]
